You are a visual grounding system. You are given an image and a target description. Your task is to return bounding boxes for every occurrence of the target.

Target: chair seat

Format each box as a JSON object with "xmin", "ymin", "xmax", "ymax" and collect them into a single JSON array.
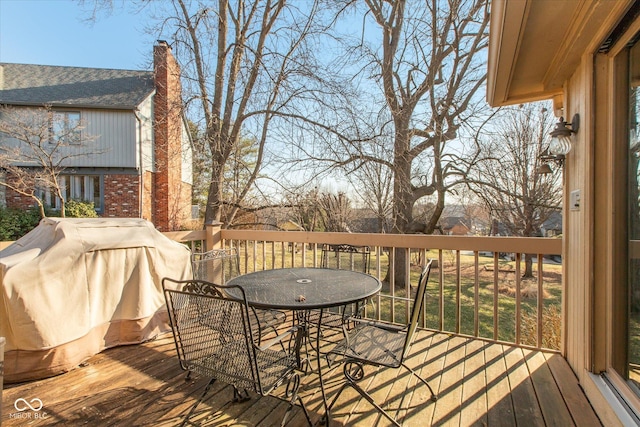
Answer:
[
  {"xmin": 183, "ymin": 333, "xmax": 298, "ymax": 393},
  {"xmin": 331, "ymin": 323, "xmax": 406, "ymax": 368},
  {"xmin": 255, "ymin": 347, "xmax": 299, "ymax": 392}
]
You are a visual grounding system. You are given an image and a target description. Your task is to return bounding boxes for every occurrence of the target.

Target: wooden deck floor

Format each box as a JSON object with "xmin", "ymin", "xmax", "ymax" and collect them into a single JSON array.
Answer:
[{"xmin": 3, "ymin": 330, "xmax": 601, "ymax": 426}]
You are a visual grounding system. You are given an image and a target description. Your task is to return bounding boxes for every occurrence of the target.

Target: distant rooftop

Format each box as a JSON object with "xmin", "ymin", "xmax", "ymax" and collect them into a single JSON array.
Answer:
[{"xmin": 0, "ymin": 63, "xmax": 155, "ymax": 109}]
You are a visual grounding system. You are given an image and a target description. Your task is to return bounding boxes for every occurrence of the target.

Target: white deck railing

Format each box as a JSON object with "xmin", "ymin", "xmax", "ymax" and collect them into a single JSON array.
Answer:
[
  {"xmin": 2, "ymin": 226, "xmax": 562, "ymax": 351},
  {"xmin": 164, "ymin": 227, "xmax": 563, "ymax": 352}
]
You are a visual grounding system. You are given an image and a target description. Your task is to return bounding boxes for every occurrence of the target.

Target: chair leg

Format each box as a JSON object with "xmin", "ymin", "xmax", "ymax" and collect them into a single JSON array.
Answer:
[
  {"xmin": 180, "ymin": 377, "xmax": 216, "ymax": 427},
  {"xmin": 337, "ymin": 360, "xmax": 402, "ymax": 427},
  {"xmin": 233, "ymin": 387, "xmax": 251, "ymax": 403},
  {"xmin": 319, "ymin": 381, "xmax": 353, "ymax": 426},
  {"xmin": 282, "ymin": 372, "xmax": 312, "ymax": 426},
  {"xmin": 281, "ymin": 395, "xmax": 312, "ymax": 427},
  {"xmin": 326, "ymin": 366, "xmax": 401, "ymax": 427},
  {"xmin": 401, "ymin": 362, "xmax": 438, "ymax": 401},
  {"xmin": 325, "ymin": 381, "xmax": 351, "ymax": 414},
  {"xmin": 326, "ymin": 360, "xmax": 401, "ymax": 427},
  {"xmin": 347, "ymin": 379, "xmax": 401, "ymax": 427},
  {"xmin": 290, "ymin": 395, "xmax": 313, "ymax": 426}
]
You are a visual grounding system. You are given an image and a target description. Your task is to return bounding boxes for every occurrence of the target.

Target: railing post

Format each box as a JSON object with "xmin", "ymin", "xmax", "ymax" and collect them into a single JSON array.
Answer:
[
  {"xmin": 205, "ymin": 221, "xmax": 223, "ymax": 251},
  {"xmin": 203, "ymin": 221, "xmax": 223, "ymax": 283}
]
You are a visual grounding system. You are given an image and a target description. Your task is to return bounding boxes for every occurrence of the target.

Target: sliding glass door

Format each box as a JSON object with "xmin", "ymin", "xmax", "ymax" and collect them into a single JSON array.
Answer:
[{"xmin": 622, "ymin": 39, "xmax": 640, "ymax": 394}]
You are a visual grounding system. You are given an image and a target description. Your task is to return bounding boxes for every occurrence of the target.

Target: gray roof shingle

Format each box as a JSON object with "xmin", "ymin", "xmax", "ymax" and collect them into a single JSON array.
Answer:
[{"xmin": 0, "ymin": 63, "xmax": 155, "ymax": 109}]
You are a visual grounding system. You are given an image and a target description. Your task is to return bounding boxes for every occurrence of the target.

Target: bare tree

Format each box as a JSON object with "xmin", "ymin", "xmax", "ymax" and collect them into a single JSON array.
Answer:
[
  {"xmin": 319, "ymin": 192, "xmax": 353, "ymax": 232},
  {"xmin": 307, "ymin": 0, "xmax": 490, "ymax": 285},
  {"xmin": 285, "ymin": 188, "xmax": 322, "ymax": 231},
  {"xmin": 455, "ymin": 187, "xmax": 492, "ymax": 235},
  {"xmin": 323, "ymin": 0, "xmax": 490, "ymax": 234},
  {"xmin": 85, "ymin": 0, "xmax": 489, "ymax": 250},
  {"xmin": 350, "ymin": 141, "xmax": 393, "ymax": 233},
  {"xmin": 0, "ymin": 105, "xmax": 102, "ymax": 217},
  {"xmin": 390, "ymin": 0, "xmax": 487, "ymax": 222},
  {"xmin": 85, "ymin": 0, "xmax": 358, "ymax": 229},
  {"xmin": 221, "ymin": 135, "xmax": 260, "ymax": 224},
  {"xmin": 186, "ymin": 119, "xmax": 209, "ymax": 216},
  {"xmin": 469, "ymin": 103, "xmax": 562, "ymax": 277},
  {"xmin": 143, "ymin": 0, "xmax": 335, "ymax": 227}
]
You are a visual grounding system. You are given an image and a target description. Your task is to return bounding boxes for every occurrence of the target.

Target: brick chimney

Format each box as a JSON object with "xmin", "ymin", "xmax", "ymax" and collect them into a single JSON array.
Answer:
[{"xmin": 153, "ymin": 41, "xmax": 189, "ymax": 231}]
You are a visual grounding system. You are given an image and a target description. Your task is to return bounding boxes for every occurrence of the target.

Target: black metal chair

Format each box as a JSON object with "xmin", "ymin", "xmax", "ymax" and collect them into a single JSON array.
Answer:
[
  {"xmin": 162, "ymin": 278, "xmax": 311, "ymax": 427},
  {"xmin": 325, "ymin": 261, "xmax": 437, "ymax": 426},
  {"xmin": 321, "ymin": 244, "xmax": 371, "ymax": 274},
  {"xmin": 191, "ymin": 248, "xmax": 287, "ymax": 337},
  {"xmin": 191, "ymin": 247, "xmax": 241, "ymax": 283},
  {"xmin": 312, "ymin": 244, "xmax": 373, "ymax": 330}
]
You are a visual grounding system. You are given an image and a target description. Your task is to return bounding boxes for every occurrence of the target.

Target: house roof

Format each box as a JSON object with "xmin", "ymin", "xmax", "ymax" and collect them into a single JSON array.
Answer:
[
  {"xmin": 542, "ymin": 211, "xmax": 562, "ymax": 231},
  {"xmin": 487, "ymin": 0, "xmax": 635, "ymax": 108},
  {"xmin": 0, "ymin": 63, "xmax": 155, "ymax": 110},
  {"xmin": 439, "ymin": 216, "xmax": 469, "ymax": 231}
]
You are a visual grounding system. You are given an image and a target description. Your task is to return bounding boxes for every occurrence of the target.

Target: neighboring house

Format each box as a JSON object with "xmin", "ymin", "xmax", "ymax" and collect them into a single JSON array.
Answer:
[
  {"xmin": 440, "ymin": 204, "xmax": 491, "ymax": 236},
  {"xmin": 278, "ymin": 220, "xmax": 305, "ymax": 231},
  {"xmin": 488, "ymin": 1, "xmax": 640, "ymax": 425},
  {"xmin": 0, "ymin": 41, "xmax": 192, "ymax": 231},
  {"xmin": 437, "ymin": 216, "xmax": 470, "ymax": 236},
  {"xmin": 540, "ymin": 211, "xmax": 562, "ymax": 238}
]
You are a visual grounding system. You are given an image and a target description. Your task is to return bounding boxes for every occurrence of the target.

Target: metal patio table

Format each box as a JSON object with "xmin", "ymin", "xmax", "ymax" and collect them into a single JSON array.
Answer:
[{"xmin": 226, "ymin": 267, "xmax": 381, "ymax": 425}]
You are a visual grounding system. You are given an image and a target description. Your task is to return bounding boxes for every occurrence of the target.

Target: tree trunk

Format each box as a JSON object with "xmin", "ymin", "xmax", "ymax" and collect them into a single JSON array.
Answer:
[
  {"xmin": 204, "ymin": 155, "xmax": 225, "ymax": 225},
  {"xmin": 387, "ymin": 148, "xmax": 413, "ymax": 288},
  {"xmin": 524, "ymin": 253, "xmax": 534, "ymax": 278}
]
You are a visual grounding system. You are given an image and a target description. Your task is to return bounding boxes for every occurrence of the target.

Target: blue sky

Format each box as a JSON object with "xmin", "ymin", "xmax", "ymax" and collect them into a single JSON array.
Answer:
[{"xmin": 0, "ymin": 0, "xmax": 154, "ymax": 70}]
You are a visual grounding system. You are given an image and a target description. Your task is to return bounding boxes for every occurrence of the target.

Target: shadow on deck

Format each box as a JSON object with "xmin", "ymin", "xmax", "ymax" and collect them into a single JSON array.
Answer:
[{"xmin": 2, "ymin": 330, "xmax": 600, "ymax": 426}]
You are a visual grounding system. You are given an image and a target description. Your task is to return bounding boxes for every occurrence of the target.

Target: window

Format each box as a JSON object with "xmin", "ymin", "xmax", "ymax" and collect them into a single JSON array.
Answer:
[
  {"xmin": 606, "ymin": 35, "xmax": 640, "ymax": 402},
  {"xmin": 37, "ymin": 175, "xmax": 102, "ymax": 212},
  {"xmin": 50, "ymin": 111, "xmax": 81, "ymax": 144},
  {"xmin": 626, "ymin": 40, "xmax": 640, "ymax": 395}
]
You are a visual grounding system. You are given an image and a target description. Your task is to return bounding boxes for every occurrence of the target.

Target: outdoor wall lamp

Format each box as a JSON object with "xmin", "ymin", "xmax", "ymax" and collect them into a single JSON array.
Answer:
[
  {"xmin": 538, "ymin": 113, "xmax": 580, "ymax": 174},
  {"xmin": 537, "ymin": 161, "xmax": 554, "ymax": 174},
  {"xmin": 549, "ymin": 113, "xmax": 579, "ymax": 156}
]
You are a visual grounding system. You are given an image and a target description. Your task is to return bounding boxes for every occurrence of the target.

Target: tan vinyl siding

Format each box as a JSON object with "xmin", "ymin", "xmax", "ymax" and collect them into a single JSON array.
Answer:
[
  {"xmin": 81, "ymin": 110, "xmax": 136, "ymax": 168},
  {"xmin": 1, "ymin": 107, "xmax": 138, "ymax": 168},
  {"xmin": 563, "ymin": 55, "xmax": 592, "ymax": 381}
]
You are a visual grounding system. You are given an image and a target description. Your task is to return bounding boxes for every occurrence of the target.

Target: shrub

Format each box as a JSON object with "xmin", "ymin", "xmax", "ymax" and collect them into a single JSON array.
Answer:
[
  {"xmin": 65, "ymin": 200, "xmax": 98, "ymax": 218},
  {"xmin": 0, "ymin": 207, "xmax": 42, "ymax": 241},
  {"xmin": 521, "ymin": 304, "xmax": 562, "ymax": 350},
  {"xmin": 0, "ymin": 200, "xmax": 96, "ymax": 242}
]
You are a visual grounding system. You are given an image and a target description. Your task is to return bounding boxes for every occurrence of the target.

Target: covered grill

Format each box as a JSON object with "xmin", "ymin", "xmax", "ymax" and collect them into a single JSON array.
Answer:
[{"xmin": 0, "ymin": 218, "xmax": 191, "ymax": 382}]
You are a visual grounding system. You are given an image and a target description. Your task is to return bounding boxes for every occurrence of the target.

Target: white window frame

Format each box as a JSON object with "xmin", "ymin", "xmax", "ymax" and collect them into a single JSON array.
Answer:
[
  {"xmin": 36, "ymin": 174, "xmax": 102, "ymax": 212},
  {"xmin": 50, "ymin": 111, "xmax": 81, "ymax": 145}
]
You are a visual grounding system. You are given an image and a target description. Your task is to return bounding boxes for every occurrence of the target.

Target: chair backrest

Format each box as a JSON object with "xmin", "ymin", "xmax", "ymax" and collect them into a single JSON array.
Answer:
[
  {"xmin": 191, "ymin": 247, "xmax": 240, "ymax": 283},
  {"xmin": 402, "ymin": 260, "xmax": 433, "ymax": 357},
  {"xmin": 162, "ymin": 277, "xmax": 260, "ymax": 393},
  {"xmin": 321, "ymin": 244, "xmax": 371, "ymax": 273}
]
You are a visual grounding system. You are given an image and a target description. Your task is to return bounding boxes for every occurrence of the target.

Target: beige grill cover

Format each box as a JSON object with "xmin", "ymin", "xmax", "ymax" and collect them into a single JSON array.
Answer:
[{"xmin": 0, "ymin": 217, "xmax": 192, "ymax": 382}]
